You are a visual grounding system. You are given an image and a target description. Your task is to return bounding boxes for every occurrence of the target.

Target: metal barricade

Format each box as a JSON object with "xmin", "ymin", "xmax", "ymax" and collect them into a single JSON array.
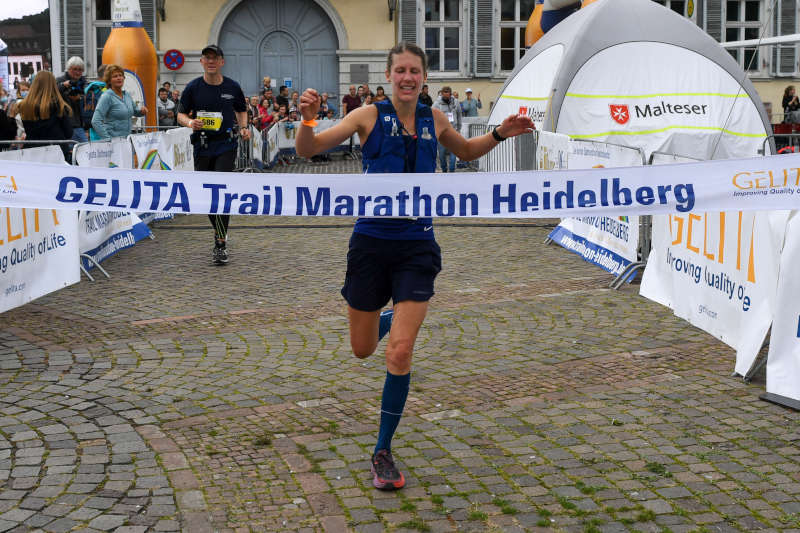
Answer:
[{"xmin": 759, "ymin": 133, "xmax": 799, "ymax": 155}]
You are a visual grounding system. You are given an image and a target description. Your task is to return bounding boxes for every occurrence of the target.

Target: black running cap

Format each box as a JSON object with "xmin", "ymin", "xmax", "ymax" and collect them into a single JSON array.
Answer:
[{"xmin": 201, "ymin": 45, "xmax": 224, "ymax": 57}]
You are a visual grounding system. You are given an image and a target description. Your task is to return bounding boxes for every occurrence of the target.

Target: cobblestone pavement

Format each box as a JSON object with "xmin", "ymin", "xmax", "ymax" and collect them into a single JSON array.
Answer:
[{"xmin": 1, "ymin": 157, "xmax": 799, "ymax": 532}]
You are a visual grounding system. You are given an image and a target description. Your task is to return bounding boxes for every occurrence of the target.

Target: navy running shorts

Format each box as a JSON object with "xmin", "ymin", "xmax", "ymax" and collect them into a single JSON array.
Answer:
[{"xmin": 341, "ymin": 232, "xmax": 442, "ymax": 312}]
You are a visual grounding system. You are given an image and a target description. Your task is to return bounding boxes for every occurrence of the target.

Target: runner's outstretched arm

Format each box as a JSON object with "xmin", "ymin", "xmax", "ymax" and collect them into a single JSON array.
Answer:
[{"xmin": 435, "ymin": 111, "xmax": 534, "ymax": 161}]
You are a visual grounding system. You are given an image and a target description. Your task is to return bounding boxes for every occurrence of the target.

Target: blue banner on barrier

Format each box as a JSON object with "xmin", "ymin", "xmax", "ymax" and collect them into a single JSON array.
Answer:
[
  {"xmin": 81, "ymin": 212, "xmax": 151, "ymax": 270},
  {"xmin": 547, "ymin": 224, "xmax": 634, "ymax": 281}
]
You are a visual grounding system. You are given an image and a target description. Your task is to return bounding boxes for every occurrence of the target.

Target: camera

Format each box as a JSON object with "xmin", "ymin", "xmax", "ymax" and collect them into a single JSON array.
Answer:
[{"xmin": 68, "ymin": 79, "xmax": 83, "ymax": 96}]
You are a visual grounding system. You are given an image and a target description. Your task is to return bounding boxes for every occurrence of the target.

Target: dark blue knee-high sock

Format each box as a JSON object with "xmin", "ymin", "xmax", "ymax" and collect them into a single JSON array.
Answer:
[{"xmin": 375, "ymin": 371, "xmax": 410, "ymax": 453}]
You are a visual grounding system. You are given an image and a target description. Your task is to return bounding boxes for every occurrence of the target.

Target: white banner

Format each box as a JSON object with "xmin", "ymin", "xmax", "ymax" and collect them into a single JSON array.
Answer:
[
  {"xmin": 640, "ymin": 210, "xmax": 787, "ymax": 375},
  {"xmin": 545, "ymin": 136, "xmax": 644, "ymax": 278},
  {"xmin": 0, "ymin": 207, "xmax": 80, "ymax": 313},
  {"xmin": 157, "ymin": 127, "xmax": 194, "ymax": 171},
  {"xmin": 128, "ymin": 131, "xmax": 175, "ymax": 222},
  {"xmin": 536, "ymin": 131, "xmax": 570, "ymax": 170},
  {"xmin": 129, "ymin": 132, "xmax": 163, "ymax": 170},
  {"xmin": 641, "ymin": 152, "xmax": 790, "ymax": 374},
  {"xmin": 73, "ymin": 138, "xmax": 133, "ymax": 169},
  {"xmin": 0, "ymin": 145, "xmax": 69, "ymax": 165},
  {"xmin": 2, "ymin": 153, "xmax": 800, "ymax": 217},
  {"xmin": 251, "ymin": 126, "xmax": 264, "ymax": 168},
  {"xmin": 766, "ymin": 210, "xmax": 800, "ymax": 402}
]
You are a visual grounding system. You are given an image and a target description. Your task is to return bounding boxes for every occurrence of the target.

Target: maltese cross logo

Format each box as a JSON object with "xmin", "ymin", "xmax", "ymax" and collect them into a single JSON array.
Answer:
[{"xmin": 609, "ymin": 104, "xmax": 630, "ymax": 125}]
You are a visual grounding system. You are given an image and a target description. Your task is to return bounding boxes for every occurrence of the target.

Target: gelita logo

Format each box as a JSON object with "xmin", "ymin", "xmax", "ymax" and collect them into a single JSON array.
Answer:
[{"xmin": 609, "ymin": 105, "xmax": 629, "ymax": 125}]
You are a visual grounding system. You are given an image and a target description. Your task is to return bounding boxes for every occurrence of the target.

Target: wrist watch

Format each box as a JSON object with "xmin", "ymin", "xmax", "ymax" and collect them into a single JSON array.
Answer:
[{"xmin": 491, "ymin": 126, "xmax": 506, "ymax": 142}]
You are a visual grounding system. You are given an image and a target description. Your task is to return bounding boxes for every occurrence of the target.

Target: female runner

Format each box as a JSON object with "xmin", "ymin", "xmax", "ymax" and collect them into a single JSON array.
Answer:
[{"xmin": 296, "ymin": 42, "xmax": 534, "ymax": 490}]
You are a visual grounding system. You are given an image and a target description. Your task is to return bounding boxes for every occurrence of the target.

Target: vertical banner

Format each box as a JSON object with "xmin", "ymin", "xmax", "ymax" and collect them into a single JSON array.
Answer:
[
  {"xmin": 546, "ymin": 138, "xmax": 643, "ymax": 278},
  {"xmin": 73, "ymin": 138, "xmax": 133, "ymax": 168},
  {"xmin": 0, "ymin": 207, "xmax": 80, "ymax": 313},
  {"xmin": 251, "ymin": 126, "xmax": 264, "ymax": 169},
  {"xmin": 128, "ymin": 131, "xmax": 175, "ymax": 223},
  {"xmin": 766, "ymin": 210, "xmax": 800, "ymax": 402},
  {"xmin": 536, "ymin": 131, "xmax": 570, "ymax": 170},
  {"xmin": 156, "ymin": 127, "xmax": 194, "ymax": 171},
  {"xmin": 640, "ymin": 210, "xmax": 787, "ymax": 375},
  {"xmin": 641, "ymin": 154, "xmax": 789, "ymax": 375}
]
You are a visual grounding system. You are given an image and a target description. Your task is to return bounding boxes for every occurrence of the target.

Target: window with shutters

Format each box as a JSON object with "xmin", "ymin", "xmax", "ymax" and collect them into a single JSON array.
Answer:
[
  {"xmin": 498, "ymin": 0, "xmax": 535, "ymax": 72},
  {"xmin": 93, "ymin": 0, "xmax": 113, "ymax": 73},
  {"xmin": 724, "ymin": 0, "xmax": 763, "ymax": 72},
  {"xmin": 652, "ymin": 0, "xmax": 687, "ymax": 16},
  {"xmin": 772, "ymin": 0, "xmax": 797, "ymax": 76},
  {"xmin": 423, "ymin": 0, "xmax": 463, "ymax": 73}
]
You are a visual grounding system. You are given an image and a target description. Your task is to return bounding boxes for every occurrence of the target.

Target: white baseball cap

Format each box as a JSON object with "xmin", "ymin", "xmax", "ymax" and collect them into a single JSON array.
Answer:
[{"xmin": 465, "ymin": 88, "xmax": 473, "ymax": 93}]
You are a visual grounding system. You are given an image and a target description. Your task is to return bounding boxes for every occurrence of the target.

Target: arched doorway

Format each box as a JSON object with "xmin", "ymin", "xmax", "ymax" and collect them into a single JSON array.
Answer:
[{"xmin": 217, "ymin": 0, "xmax": 339, "ymax": 96}]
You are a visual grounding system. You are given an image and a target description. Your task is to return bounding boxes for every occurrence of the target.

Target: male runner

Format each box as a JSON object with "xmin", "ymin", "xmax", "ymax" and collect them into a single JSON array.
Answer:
[{"xmin": 177, "ymin": 45, "xmax": 250, "ymax": 264}]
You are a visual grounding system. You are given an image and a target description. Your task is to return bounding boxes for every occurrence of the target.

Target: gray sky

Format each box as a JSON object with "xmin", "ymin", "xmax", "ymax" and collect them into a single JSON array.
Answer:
[{"xmin": 0, "ymin": 0, "xmax": 49, "ymax": 21}]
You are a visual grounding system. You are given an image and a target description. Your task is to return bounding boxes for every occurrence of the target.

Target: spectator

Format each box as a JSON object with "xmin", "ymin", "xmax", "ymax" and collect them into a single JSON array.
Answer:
[
  {"xmin": 262, "ymin": 88, "xmax": 274, "ymax": 109},
  {"xmin": 783, "ymin": 85, "xmax": 800, "ymax": 123},
  {"xmin": 276, "ymin": 85, "xmax": 290, "ymax": 108},
  {"xmin": 342, "ymin": 85, "xmax": 361, "ymax": 116},
  {"xmin": 56, "ymin": 56, "xmax": 88, "ymax": 142},
  {"xmin": 157, "ymin": 87, "xmax": 177, "ymax": 127},
  {"xmin": 364, "ymin": 92, "xmax": 374, "ymax": 105},
  {"xmin": 162, "ymin": 81, "xmax": 172, "ymax": 93},
  {"xmin": 357, "ymin": 85, "xmax": 365, "ymax": 103},
  {"xmin": 460, "ymin": 88, "xmax": 482, "ymax": 117},
  {"xmin": 257, "ymin": 97, "xmax": 273, "ymax": 130},
  {"xmin": 171, "ymin": 89, "xmax": 181, "ymax": 103},
  {"xmin": 418, "ymin": 83, "xmax": 433, "ymax": 106},
  {"xmin": 247, "ymin": 95, "xmax": 260, "ymax": 125},
  {"xmin": 290, "ymin": 90, "xmax": 300, "ymax": 110},
  {"xmin": 0, "ymin": 87, "xmax": 9, "ymax": 112},
  {"xmin": 374, "ymin": 86, "xmax": 387, "ymax": 102},
  {"xmin": 323, "ymin": 108, "xmax": 335, "ymax": 120},
  {"xmin": 432, "ymin": 85, "xmax": 462, "ymax": 172},
  {"xmin": 259, "ymin": 76, "xmax": 272, "ymax": 96},
  {"xmin": 288, "ymin": 108, "xmax": 300, "ymax": 123},
  {"xmin": 316, "ymin": 92, "xmax": 337, "ymax": 119},
  {"xmin": 17, "ymin": 71, "xmax": 74, "ymax": 161},
  {"xmin": 91, "ymin": 64, "xmax": 148, "ymax": 139},
  {"xmin": 275, "ymin": 104, "xmax": 290, "ymax": 123},
  {"xmin": 16, "ymin": 80, "xmax": 31, "ymax": 101}
]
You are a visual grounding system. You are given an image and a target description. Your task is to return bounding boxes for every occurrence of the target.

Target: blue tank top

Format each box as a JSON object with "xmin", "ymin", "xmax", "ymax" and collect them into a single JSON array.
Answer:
[{"xmin": 353, "ymin": 100, "xmax": 438, "ymax": 240}]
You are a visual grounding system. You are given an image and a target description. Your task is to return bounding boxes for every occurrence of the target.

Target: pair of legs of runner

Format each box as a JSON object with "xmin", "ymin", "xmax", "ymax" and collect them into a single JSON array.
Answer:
[{"xmin": 349, "ymin": 301, "xmax": 428, "ymax": 490}]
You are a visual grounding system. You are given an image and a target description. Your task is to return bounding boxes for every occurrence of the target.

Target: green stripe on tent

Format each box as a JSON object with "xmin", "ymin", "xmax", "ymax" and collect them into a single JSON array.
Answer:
[
  {"xmin": 565, "ymin": 92, "xmax": 749, "ymax": 99},
  {"xmin": 499, "ymin": 95, "xmax": 551, "ymax": 101},
  {"xmin": 567, "ymin": 125, "xmax": 766, "ymax": 139}
]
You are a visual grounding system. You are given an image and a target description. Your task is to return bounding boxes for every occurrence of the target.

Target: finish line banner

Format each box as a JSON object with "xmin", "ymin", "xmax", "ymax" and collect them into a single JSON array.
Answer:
[{"xmin": 2, "ymin": 154, "xmax": 800, "ymax": 216}]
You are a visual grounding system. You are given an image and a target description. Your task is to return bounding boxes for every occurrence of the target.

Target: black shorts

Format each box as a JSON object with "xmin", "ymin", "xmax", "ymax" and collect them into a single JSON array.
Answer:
[{"xmin": 341, "ymin": 233, "xmax": 442, "ymax": 312}]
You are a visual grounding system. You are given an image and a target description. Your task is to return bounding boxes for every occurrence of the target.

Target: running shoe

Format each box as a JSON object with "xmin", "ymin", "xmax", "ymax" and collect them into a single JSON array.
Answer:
[
  {"xmin": 371, "ymin": 449, "xmax": 405, "ymax": 490},
  {"xmin": 212, "ymin": 241, "xmax": 229, "ymax": 265},
  {"xmin": 378, "ymin": 309, "xmax": 393, "ymax": 341}
]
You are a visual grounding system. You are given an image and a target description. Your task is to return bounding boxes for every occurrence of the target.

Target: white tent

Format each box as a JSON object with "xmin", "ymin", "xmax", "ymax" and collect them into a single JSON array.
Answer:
[{"xmin": 488, "ymin": 0, "xmax": 774, "ymax": 159}]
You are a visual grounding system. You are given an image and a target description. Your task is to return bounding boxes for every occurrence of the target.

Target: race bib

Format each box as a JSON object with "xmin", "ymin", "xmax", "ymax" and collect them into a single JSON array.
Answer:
[
  {"xmin": 197, "ymin": 111, "xmax": 223, "ymax": 131},
  {"xmin": 446, "ymin": 112, "xmax": 454, "ymax": 123}
]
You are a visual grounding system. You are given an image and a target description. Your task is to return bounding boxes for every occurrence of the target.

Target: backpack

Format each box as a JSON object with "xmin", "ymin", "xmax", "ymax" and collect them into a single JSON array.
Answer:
[{"xmin": 83, "ymin": 81, "xmax": 106, "ymax": 125}]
